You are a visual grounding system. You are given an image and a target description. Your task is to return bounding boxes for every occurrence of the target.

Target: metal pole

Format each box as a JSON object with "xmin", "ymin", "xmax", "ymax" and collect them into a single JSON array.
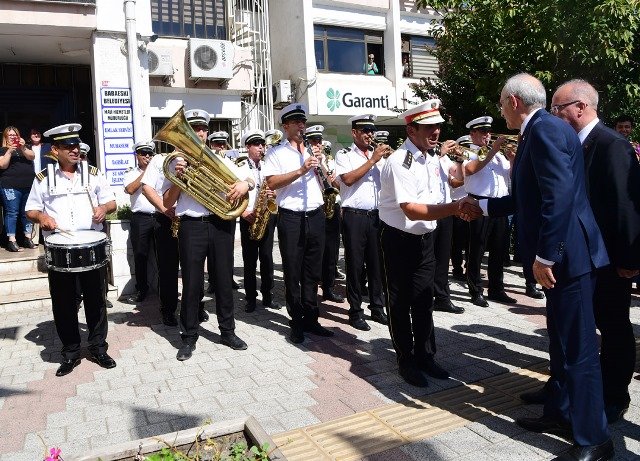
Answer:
[{"xmin": 124, "ymin": 0, "xmax": 144, "ymax": 143}]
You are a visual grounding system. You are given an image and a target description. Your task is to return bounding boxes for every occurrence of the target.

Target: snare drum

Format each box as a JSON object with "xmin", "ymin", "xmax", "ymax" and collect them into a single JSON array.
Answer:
[{"xmin": 44, "ymin": 230, "xmax": 111, "ymax": 272}]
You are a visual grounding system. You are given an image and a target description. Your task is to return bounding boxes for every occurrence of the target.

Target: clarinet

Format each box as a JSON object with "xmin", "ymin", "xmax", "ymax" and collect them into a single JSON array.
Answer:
[{"xmin": 302, "ymin": 133, "xmax": 339, "ymax": 219}]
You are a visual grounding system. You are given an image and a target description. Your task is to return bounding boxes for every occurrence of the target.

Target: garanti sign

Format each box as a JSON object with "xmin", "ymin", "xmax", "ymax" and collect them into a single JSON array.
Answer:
[{"xmin": 316, "ymin": 81, "xmax": 397, "ymax": 116}]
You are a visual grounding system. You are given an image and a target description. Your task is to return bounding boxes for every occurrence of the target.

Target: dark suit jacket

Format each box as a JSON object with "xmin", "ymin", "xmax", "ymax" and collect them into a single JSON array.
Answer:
[
  {"xmin": 582, "ymin": 121, "xmax": 640, "ymax": 270},
  {"xmin": 488, "ymin": 109, "xmax": 609, "ymax": 281}
]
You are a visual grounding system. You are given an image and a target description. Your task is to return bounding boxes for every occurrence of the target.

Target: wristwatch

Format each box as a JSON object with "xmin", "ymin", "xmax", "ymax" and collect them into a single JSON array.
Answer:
[{"xmin": 246, "ymin": 179, "xmax": 255, "ymax": 191}]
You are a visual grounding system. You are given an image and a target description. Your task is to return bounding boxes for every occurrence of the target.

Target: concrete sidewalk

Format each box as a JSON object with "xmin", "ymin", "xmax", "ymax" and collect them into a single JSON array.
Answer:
[{"xmin": 0, "ymin": 242, "xmax": 639, "ymax": 460}]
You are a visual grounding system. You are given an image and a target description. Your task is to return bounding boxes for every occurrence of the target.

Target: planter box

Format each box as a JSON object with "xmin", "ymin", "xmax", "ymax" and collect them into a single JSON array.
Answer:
[
  {"xmin": 104, "ymin": 219, "xmax": 158, "ymax": 297},
  {"xmin": 68, "ymin": 416, "xmax": 286, "ymax": 461}
]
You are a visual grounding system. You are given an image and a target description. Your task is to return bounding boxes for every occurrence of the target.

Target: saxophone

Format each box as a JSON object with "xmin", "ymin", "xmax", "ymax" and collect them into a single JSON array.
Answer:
[{"xmin": 249, "ymin": 180, "xmax": 278, "ymax": 240}]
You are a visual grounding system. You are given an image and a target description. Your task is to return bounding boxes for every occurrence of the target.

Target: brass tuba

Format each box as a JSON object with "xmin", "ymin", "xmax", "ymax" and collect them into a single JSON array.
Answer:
[
  {"xmin": 154, "ymin": 107, "xmax": 248, "ymax": 220},
  {"xmin": 249, "ymin": 180, "xmax": 278, "ymax": 240}
]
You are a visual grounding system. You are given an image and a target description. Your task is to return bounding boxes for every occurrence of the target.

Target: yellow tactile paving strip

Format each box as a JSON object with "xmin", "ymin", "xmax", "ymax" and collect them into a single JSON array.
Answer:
[{"xmin": 274, "ymin": 361, "xmax": 551, "ymax": 460}]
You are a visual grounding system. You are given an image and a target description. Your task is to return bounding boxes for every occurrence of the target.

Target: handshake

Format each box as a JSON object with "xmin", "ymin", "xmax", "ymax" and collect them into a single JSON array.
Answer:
[{"xmin": 456, "ymin": 196, "xmax": 483, "ymax": 222}]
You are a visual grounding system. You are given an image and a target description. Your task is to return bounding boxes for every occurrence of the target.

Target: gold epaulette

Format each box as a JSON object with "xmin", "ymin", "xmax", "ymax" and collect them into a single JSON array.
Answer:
[
  {"xmin": 35, "ymin": 169, "xmax": 48, "ymax": 182},
  {"xmin": 89, "ymin": 165, "xmax": 99, "ymax": 176}
]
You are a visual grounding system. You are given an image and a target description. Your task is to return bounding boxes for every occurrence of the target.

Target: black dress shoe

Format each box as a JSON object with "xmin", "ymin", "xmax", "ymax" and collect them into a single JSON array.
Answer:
[
  {"xmin": 90, "ymin": 353, "xmax": 116, "ymax": 369},
  {"xmin": 525, "ymin": 284, "xmax": 545, "ymax": 299},
  {"xmin": 370, "ymin": 309, "xmax": 388, "ymax": 325},
  {"xmin": 349, "ymin": 317, "xmax": 371, "ymax": 331},
  {"xmin": 6, "ymin": 241, "xmax": 21, "ymax": 252},
  {"xmin": 551, "ymin": 439, "xmax": 614, "ymax": 461},
  {"xmin": 126, "ymin": 290, "xmax": 148, "ymax": 304},
  {"xmin": 516, "ymin": 416, "xmax": 572, "ymax": 438},
  {"xmin": 419, "ymin": 358, "xmax": 450, "ymax": 379},
  {"xmin": 605, "ymin": 403, "xmax": 629, "ymax": 424},
  {"xmin": 199, "ymin": 308, "xmax": 209, "ymax": 323},
  {"xmin": 433, "ymin": 299, "xmax": 465, "ymax": 314},
  {"xmin": 176, "ymin": 343, "xmax": 195, "ymax": 361},
  {"xmin": 322, "ymin": 289, "xmax": 344, "ymax": 303},
  {"xmin": 399, "ymin": 364, "xmax": 429, "ymax": 387},
  {"xmin": 520, "ymin": 386, "xmax": 549, "ymax": 404},
  {"xmin": 22, "ymin": 238, "xmax": 37, "ymax": 249},
  {"xmin": 262, "ymin": 299, "xmax": 282, "ymax": 310},
  {"xmin": 487, "ymin": 291, "xmax": 517, "ymax": 304},
  {"xmin": 471, "ymin": 293, "xmax": 489, "ymax": 307},
  {"xmin": 232, "ymin": 280, "xmax": 241, "ymax": 290},
  {"xmin": 245, "ymin": 301, "xmax": 256, "ymax": 313},
  {"xmin": 304, "ymin": 322, "xmax": 334, "ymax": 337},
  {"xmin": 56, "ymin": 358, "xmax": 81, "ymax": 377},
  {"xmin": 162, "ymin": 312, "xmax": 178, "ymax": 327},
  {"xmin": 289, "ymin": 328, "xmax": 304, "ymax": 344},
  {"xmin": 221, "ymin": 333, "xmax": 248, "ymax": 350}
]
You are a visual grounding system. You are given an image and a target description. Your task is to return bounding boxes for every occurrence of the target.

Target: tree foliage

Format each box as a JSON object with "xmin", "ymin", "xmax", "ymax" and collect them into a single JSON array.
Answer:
[{"xmin": 414, "ymin": 0, "xmax": 640, "ymax": 135}]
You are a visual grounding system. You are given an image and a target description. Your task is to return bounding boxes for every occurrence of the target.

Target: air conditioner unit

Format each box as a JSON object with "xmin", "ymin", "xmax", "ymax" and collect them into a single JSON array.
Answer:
[
  {"xmin": 188, "ymin": 38, "xmax": 234, "ymax": 80},
  {"xmin": 147, "ymin": 47, "xmax": 174, "ymax": 77},
  {"xmin": 273, "ymin": 80, "xmax": 292, "ymax": 105}
]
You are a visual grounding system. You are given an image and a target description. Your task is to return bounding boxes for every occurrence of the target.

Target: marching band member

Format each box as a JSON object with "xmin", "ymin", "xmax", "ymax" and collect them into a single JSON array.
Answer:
[
  {"xmin": 123, "ymin": 141, "xmax": 157, "ymax": 304},
  {"xmin": 163, "ymin": 109, "xmax": 254, "ymax": 360},
  {"xmin": 304, "ymin": 125, "xmax": 344, "ymax": 304},
  {"xmin": 378, "ymin": 100, "xmax": 479, "ymax": 387},
  {"xmin": 334, "ymin": 114, "xmax": 388, "ymax": 331},
  {"xmin": 263, "ymin": 103, "xmax": 334, "ymax": 344},
  {"xmin": 463, "ymin": 116, "xmax": 515, "ymax": 307},
  {"xmin": 239, "ymin": 129, "xmax": 282, "ymax": 313},
  {"xmin": 25, "ymin": 123, "xmax": 117, "ymax": 376},
  {"xmin": 141, "ymin": 143, "xmax": 180, "ymax": 327}
]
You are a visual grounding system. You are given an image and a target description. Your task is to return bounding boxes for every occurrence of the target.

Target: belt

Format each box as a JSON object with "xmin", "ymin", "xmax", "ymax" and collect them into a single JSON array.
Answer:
[
  {"xmin": 468, "ymin": 193, "xmax": 492, "ymax": 200},
  {"xmin": 342, "ymin": 207, "xmax": 378, "ymax": 217},
  {"xmin": 381, "ymin": 221, "xmax": 432, "ymax": 240},
  {"xmin": 133, "ymin": 211, "xmax": 155, "ymax": 216},
  {"xmin": 180, "ymin": 214, "xmax": 217, "ymax": 222},
  {"xmin": 278, "ymin": 206, "xmax": 323, "ymax": 218}
]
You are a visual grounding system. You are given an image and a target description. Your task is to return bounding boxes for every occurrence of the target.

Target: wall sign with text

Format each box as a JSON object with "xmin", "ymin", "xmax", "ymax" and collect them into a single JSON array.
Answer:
[
  {"xmin": 101, "ymin": 87, "xmax": 134, "ymax": 186},
  {"xmin": 316, "ymin": 81, "xmax": 398, "ymax": 116}
]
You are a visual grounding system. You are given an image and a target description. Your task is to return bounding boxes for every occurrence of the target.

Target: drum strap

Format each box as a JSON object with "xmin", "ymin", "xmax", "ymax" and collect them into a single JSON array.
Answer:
[
  {"xmin": 47, "ymin": 164, "xmax": 56, "ymax": 195},
  {"xmin": 81, "ymin": 160, "xmax": 89, "ymax": 190}
]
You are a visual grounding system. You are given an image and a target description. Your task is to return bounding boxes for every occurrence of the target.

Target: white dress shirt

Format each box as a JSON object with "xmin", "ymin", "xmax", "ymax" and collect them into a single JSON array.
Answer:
[
  {"xmin": 262, "ymin": 139, "xmax": 324, "ymax": 212},
  {"xmin": 335, "ymin": 143, "xmax": 382, "ymax": 210},
  {"xmin": 463, "ymin": 146, "xmax": 510, "ymax": 198},
  {"xmin": 123, "ymin": 167, "xmax": 155, "ymax": 213},
  {"xmin": 246, "ymin": 158, "xmax": 264, "ymax": 212}
]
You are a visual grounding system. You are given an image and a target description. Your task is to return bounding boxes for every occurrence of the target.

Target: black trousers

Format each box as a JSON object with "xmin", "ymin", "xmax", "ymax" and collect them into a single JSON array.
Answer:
[
  {"xmin": 130, "ymin": 212, "xmax": 155, "ymax": 293},
  {"xmin": 277, "ymin": 207, "xmax": 325, "ymax": 329},
  {"xmin": 593, "ymin": 264, "xmax": 635, "ymax": 407},
  {"xmin": 380, "ymin": 223, "xmax": 436, "ymax": 367},
  {"xmin": 49, "ymin": 266, "xmax": 108, "ymax": 360},
  {"xmin": 240, "ymin": 214, "xmax": 276, "ymax": 302},
  {"xmin": 154, "ymin": 213, "xmax": 179, "ymax": 315},
  {"xmin": 342, "ymin": 208, "xmax": 384, "ymax": 317},
  {"xmin": 178, "ymin": 216, "xmax": 235, "ymax": 345},
  {"xmin": 467, "ymin": 215, "xmax": 508, "ymax": 295},
  {"xmin": 207, "ymin": 219, "xmax": 237, "ymax": 287},
  {"xmin": 322, "ymin": 203, "xmax": 341, "ymax": 290},
  {"xmin": 433, "ymin": 216, "xmax": 453, "ymax": 302},
  {"xmin": 450, "ymin": 215, "xmax": 468, "ymax": 274}
]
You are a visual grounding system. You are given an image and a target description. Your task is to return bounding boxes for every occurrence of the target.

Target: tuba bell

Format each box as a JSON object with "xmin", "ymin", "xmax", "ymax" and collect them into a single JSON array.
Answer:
[{"xmin": 154, "ymin": 106, "xmax": 248, "ymax": 220}]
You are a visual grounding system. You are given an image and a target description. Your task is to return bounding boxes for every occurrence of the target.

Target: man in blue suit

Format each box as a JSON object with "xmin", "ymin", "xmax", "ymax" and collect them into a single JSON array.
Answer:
[{"xmin": 472, "ymin": 73, "xmax": 613, "ymax": 461}]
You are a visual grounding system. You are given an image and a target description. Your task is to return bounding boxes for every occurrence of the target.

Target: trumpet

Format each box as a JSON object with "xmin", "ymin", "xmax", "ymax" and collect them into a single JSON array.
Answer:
[
  {"xmin": 436, "ymin": 141, "xmax": 484, "ymax": 162},
  {"xmin": 265, "ymin": 129, "xmax": 283, "ymax": 147},
  {"xmin": 369, "ymin": 142, "xmax": 393, "ymax": 158},
  {"xmin": 477, "ymin": 133, "xmax": 519, "ymax": 158}
]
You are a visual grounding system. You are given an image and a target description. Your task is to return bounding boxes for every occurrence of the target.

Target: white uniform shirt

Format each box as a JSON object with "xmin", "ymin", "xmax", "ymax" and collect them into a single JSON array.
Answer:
[
  {"xmin": 25, "ymin": 162, "xmax": 115, "ymax": 236},
  {"xmin": 140, "ymin": 154, "xmax": 167, "ymax": 196},
  {"xmin": 262, "ymin": 139, "xmax": 324, "ymax": 212},
  {"xmin": 161, "ymin": 154, "xmax": 251, "ymax": 217},
  {"xmin": 246, "ymin": 158, "xmax": 264, "ymax": 212},
  {"xmin": 438, "ymin": 155, "xmax": 454, "ymax": 204},
  {"xmin": 123, "ymin": 167, "xmax": 155, "ymax": 213},
  {"xmin": 379, "ymin": 139, "xmax": 443, "ymax": 235},
  {"xmin": 463, "ymin": 146, "xmax": 510, "ymax": 198},
  {"xmin": 335, "ymin": 143, "xmax": 382, "ymax": 210},
  {"xmin": 32, "ymin": 145, "xmax": 42, "ymax": 172}
]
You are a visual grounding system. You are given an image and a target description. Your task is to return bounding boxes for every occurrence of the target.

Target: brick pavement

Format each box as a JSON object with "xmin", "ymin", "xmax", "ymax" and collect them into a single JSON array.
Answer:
[{"xmin": 0, "ymin": 241, "xmax": 639, "ymax": 460}]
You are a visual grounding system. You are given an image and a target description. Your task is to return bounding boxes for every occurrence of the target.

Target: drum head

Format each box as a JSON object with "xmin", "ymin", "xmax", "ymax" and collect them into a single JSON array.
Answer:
[{"xmin": 46, "ymin": 230, "xmax": 108, "ymax": 245}]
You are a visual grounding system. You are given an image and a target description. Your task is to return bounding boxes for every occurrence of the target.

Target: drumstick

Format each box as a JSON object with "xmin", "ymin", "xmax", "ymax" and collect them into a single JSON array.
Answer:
[{"xmin": 55, "ymin": 228, "xmax": 73, "ymax": 237}]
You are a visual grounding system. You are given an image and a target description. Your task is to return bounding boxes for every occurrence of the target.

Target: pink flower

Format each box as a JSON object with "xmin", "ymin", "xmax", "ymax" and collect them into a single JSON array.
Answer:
[{"xmin": 45, "ymin": 447, "xmax": 62, "ymax": 461}]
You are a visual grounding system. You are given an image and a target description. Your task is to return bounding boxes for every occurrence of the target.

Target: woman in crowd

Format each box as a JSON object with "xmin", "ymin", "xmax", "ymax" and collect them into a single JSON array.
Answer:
[{"xmin": 0, "ymin": 126, "xmax": 36, "ymax": 251}]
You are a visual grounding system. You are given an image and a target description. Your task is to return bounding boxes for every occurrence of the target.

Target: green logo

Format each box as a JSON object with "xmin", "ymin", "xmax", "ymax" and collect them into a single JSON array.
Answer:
[{"xmin": 326, "ymin": 88, "xmax": 340, "ymax": 111}]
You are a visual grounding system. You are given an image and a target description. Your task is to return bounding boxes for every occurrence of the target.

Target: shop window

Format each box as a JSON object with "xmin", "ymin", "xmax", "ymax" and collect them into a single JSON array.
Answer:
[
  {"xmin": 401, "ymin": 35, "xmax": 438, "ymax": 79},
  {"xmin": 151, "ymin": 0, "xmax": 226, "ymax": 39},
  {"xmin": 314, "ymin": 25, "xmax": 384, "ymax": 75}
]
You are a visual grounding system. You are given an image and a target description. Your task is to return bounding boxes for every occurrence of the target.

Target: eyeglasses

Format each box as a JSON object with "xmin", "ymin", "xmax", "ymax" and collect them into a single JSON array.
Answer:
[
  {"xmin": 248, "ymin": 141, "xmax": 266, "ymax": 146},
  {"xmin": 357, "ymin": 128, "xmax": 376, "ymax": 134},
  {"xmin": 137, "ymin": 151, "xmax": 154, "ymax": 157},
  {"xmin": 550, "ymin": 100, "xmax": 582, "ymax": 115},
  {"xmin": 496, "ymin": 94, "xmax": 512, "ymax": 111}
]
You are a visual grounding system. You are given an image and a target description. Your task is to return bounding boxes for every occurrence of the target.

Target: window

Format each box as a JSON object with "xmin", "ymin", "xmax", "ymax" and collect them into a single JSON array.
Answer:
[
  {"xmin": 314, "ymin": 25, "xmax": 384, "ymax": 75},
  {"xmin": 402, "ymin": 35, "xmax": 438, "ymax": 79},
  {"xmin": 152, "ymin": 118, "xmax": 232, "ymax": 154},
  {"xmin": 152, "ymin": 0, "xmax": 226, "ymax": 39}
]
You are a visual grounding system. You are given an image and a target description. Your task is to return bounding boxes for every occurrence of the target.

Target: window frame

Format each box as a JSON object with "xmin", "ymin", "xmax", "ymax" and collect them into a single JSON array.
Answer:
[
  {"xmin": 401, "ymin": 34, "xmax": 437, "ymax": 79},
  {"xmin": 151, "ymin": 0, "xmax": 227, "ymax": 40},
  {"xmin": 314, "ymin": 25, "xmax": 384, "ymax": 75}
]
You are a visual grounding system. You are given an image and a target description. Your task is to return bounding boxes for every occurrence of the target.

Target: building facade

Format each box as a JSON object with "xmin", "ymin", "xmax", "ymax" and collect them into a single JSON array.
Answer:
[{"xmin": 268, "ymin": 0, "xmax": 439, "ymax": 148}]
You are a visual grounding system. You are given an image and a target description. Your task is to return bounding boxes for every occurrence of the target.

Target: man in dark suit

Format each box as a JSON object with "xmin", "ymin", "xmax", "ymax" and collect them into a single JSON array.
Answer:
[
  {"xmin": 551, "ymin": 80, "xmax": 640, "ymax": 422},
  {"xmin": 473, "ymin": 73, "xmax": 613, "ymax": 461}
]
